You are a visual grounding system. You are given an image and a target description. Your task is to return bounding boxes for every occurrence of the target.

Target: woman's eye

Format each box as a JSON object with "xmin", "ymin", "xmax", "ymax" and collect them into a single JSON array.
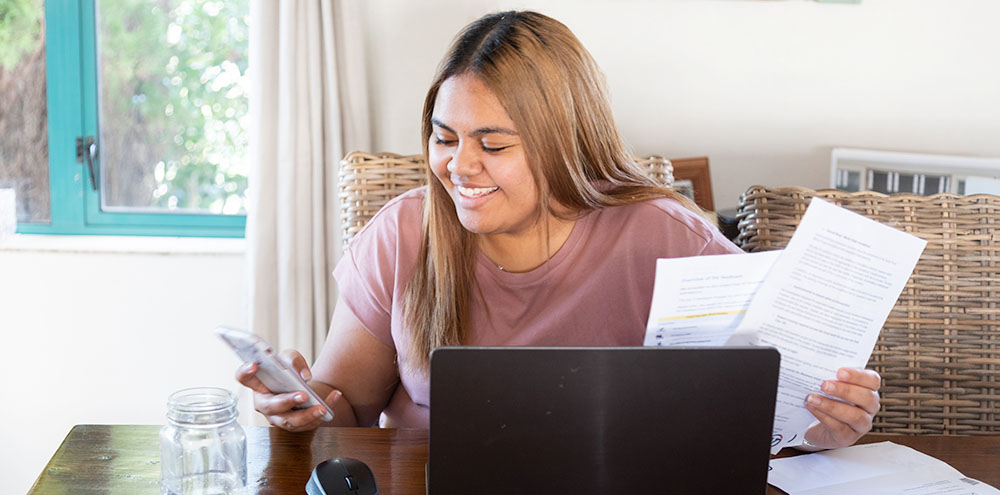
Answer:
[
  {"xmin": 481, "ymin": 144, "xmax": 511, "ymax": 153},
  {"xmin": 434, "ymin": 136, "xmax": 456, "ymax": 146}
]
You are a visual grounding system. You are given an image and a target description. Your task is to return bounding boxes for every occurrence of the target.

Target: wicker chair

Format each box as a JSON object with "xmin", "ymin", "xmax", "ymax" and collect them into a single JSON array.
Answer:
[
  {"xmin": 338, "ymin": 151, "xmax": 677, "ymax": 247},
  {"xmin": 736, "ymin": 185, "xmax": 1000, "ymax": 435}
]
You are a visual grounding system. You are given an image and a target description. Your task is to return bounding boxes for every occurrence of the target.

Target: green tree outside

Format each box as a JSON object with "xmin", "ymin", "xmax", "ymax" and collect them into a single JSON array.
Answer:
[
  {"xmin": 0, "ymin": 0, "xmax": 49, "ymax": 223},
  {"xmin": 0, "ymin": 0, "xmax": 44, "ymax": 71},
  {"xmin": 98, "ymin": 0, "xmax": 248, "ymax": 214},
  {"xmin": 2, "ymin": 0, "xmax": 247, "ymax": 220}
]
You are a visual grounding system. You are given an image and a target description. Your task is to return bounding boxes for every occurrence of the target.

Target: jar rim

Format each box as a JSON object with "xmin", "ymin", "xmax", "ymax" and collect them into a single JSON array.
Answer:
[{"xmin": 166, "ymin": 387, "xmax": 237, "ymax": 414}]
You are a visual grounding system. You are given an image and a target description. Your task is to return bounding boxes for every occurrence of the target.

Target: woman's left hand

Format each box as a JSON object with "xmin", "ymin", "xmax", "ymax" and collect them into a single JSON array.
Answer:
[{"xmin": 802, "ymin": 367, "xmax": 881, "ymax": 450}]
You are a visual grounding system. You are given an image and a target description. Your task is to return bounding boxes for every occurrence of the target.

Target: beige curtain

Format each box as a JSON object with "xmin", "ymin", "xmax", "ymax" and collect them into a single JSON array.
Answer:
[{"xmin": 247, "ymin": 0, "xmax": 370, "ymax": 362}]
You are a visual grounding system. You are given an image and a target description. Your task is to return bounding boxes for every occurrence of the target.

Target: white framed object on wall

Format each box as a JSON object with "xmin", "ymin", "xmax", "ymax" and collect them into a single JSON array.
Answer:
[{"xmin": 830, "ymin": 148, "xmax": 1000, "ymax": 196}]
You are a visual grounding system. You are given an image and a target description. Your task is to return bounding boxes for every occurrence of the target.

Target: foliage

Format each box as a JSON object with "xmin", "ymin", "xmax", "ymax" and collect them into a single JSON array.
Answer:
[
  {"xmin": 99, "ymin": 0, "xmax": 248, "ymax": 213},
  {"xmin": 0, "ymin": 0, "xmax": 44, "ymax": 71}
]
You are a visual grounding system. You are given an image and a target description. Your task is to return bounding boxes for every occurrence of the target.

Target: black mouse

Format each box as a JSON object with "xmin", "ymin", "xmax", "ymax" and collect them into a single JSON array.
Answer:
[{"xmin": 305, "ymin": 457, "xmax": 378, "ymax": 495}]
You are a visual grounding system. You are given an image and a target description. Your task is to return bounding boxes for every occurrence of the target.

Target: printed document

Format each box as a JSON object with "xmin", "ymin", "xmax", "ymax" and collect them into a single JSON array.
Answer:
[
  {"xmin": 643, "ymin": 198, "xmax": 926, "ymax": 453},
  {"xmin": 729, "ymin": 198, "xmax": 926, "ymax": 452},
  {"xmin": 768, "ymin": 441, "xmax": 1000, "ymax": 495},
  {"xmin": 643, "ymin": 250, "xmax": 781, "ymax": 346}
]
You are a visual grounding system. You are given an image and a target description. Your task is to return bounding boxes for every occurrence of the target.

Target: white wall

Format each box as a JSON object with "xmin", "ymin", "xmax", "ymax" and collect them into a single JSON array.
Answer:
[
  {"xmin": 0, "ymin": 237, "xmax": 250, "ymax": 495},
  {"xmin": 362, "ymin": 0, "xmax": 1000, "ymax": 210}
]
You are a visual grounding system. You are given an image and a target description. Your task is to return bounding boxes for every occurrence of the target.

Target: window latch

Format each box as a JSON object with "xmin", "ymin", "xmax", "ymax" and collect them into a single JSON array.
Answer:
[{"xmin": 75, "ymin": 136, "xmax": 98, "ymax": 190}]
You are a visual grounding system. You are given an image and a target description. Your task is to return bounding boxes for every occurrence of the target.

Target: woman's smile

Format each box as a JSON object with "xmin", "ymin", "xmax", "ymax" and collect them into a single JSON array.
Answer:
[{"xmin": 455, "ymin": 184, "xmax": 500, "ymax": 199}]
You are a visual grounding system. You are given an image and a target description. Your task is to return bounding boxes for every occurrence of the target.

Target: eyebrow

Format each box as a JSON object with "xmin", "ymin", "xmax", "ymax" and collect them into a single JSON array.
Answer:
[{"xmin": 431, "ymin": 118, "xmax": 518, "ymax": 137}]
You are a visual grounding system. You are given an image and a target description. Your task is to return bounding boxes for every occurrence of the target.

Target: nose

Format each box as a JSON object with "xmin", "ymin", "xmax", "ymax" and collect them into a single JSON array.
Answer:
[{"xmin": 447, "ymin": 140, "xmax": 481, "ymax": 178}]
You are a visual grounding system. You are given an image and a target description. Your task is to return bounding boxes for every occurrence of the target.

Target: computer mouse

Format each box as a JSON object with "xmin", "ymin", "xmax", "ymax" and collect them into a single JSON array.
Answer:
[{"xmin": 305, "ymin": 457, "xmax": 378, "ymax": 495}]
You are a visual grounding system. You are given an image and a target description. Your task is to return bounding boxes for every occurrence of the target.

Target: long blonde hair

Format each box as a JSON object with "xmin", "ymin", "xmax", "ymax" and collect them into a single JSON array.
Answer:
[{"xmin": 402, "ymin": 11, "xmax": 693, "ymax": 373}]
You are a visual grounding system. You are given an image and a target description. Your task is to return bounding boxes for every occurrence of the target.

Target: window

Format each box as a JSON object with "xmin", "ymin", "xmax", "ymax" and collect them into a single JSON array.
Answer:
[
  {"xmin": 830, "ymin": 148, "xmax": 1000, "ymax": 197},
  {"xmin": 0, "ymin": 0, "xmax": 248, "ymax": 237}
]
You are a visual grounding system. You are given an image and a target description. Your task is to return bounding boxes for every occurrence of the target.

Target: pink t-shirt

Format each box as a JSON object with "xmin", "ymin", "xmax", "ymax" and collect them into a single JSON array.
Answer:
[{"xmin": 333, "ymin": 186, "xmax": 743, "ymax": 428}]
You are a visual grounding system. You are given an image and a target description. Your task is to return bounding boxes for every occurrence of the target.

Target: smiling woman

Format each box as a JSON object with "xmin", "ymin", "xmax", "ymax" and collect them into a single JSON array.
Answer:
[
  {"xmin": 235, "ymin": 11, "xmax": 881, "ymax": 451},
  {"xmin": 404, "ymin": 11, "xmax": 703, "ymax": 374},
  {"xmin": 236, "ymin": 9, "xmax": 740, "ymax": 431}
]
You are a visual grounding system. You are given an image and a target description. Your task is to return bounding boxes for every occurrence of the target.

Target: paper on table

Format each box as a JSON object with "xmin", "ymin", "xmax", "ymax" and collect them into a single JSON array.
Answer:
[
  {"xmin": 768, "ymin": 441, "xmax": 1000, "ymax": 495},
  {"xmin": 643, "ymin": 250, "xmax": 781, "ymax": 346},
  {"xmin": 728, "ymin": 198, "xmax": 927, "ymax": 453}
]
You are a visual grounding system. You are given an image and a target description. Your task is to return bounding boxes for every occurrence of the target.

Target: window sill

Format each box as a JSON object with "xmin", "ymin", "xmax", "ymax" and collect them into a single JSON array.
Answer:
[{"xmin": 0, "ymin": 234, "xmax": 246, "ymax": 255}]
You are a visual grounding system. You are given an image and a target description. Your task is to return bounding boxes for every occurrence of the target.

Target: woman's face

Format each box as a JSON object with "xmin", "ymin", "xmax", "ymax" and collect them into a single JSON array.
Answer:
[{"xmin": 429, "ymin": 74, "xmax": 544, "ymax": 238}]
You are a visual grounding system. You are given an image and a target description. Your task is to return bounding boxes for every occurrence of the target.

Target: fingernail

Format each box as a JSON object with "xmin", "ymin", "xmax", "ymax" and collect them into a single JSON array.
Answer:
[
  {"xmin": 297, "ymin": 393, "xmax": 306, "ymax": 402},
  {"xmin": 838, "ymin": 369, "xmax": 849, "ymax": 380},
  {"xmin": 807, "ymin": 394, "xmax": 822, "ymax": 406},
  {"xmin": 822, "ymin": 381, "xmax": 834, "ymax": 394},
  {"xmin": 314, "ymin": 407, "xmax": 326, "ymax": 418},
  {"xmin": 241, "ymin": 362, "xmax": 254, "ymax": 372},
  {"xmin": 300, "ymin": 369, "xmax": 312, "ymax": 381}
]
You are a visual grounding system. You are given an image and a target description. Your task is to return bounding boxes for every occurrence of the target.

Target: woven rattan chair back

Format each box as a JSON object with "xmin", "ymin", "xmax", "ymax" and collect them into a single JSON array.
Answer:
[
  {"xmin": 736, "ymin": 185, "xmax": 1000, "ymax": 435},
  {"xmin": 339, "ymin": 152, "xmax": 428, "ymax": 246},
  {"xmin": 339, "ymin": 151, "xmax": 676, "ymax": 247}
]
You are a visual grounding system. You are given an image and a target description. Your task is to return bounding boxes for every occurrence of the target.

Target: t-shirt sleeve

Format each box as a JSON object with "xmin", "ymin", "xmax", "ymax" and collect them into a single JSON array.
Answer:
[
  {"xmin": 696, "ymin": 223, "xmax": 745, "ymax": 256},
  {"xmin": 332, "ymin": 195, "xmax": 421, "ymax": 349},
  {"xmin": 333, "ymin": 244, "xmax": 394, "ymax": 348},
  {"xmin": 642, "ymin": 198, "xmax": 745, "ymax": 258}
]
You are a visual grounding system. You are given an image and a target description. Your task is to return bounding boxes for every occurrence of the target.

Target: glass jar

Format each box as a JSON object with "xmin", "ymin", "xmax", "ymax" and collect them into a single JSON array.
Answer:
[{"xmin": 160, "ymin": 387, "xmax": 247, "ymax": 495}]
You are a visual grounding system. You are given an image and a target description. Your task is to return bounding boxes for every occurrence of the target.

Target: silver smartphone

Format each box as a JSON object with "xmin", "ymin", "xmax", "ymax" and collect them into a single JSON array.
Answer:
[{"xmin": 216, "ymin": 326, "xmax": 334, "ymax": 422}]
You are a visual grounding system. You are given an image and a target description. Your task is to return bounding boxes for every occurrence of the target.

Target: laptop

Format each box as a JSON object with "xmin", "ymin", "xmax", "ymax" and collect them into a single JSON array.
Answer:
[{"xmin": 428, "ymin": 347, "xmax": 780, "ymax": 494}]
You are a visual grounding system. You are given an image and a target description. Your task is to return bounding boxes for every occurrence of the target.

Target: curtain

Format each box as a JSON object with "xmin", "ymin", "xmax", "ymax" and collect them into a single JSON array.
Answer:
[{"xmin": 247, "ymin": 0, "xmax": 370, "ymax": 363}]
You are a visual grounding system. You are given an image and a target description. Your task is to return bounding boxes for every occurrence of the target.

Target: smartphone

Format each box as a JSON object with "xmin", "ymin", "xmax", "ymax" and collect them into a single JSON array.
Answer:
[{"xmin": 216, "ymin": 326, "xmax": 334, "ymax": 422}]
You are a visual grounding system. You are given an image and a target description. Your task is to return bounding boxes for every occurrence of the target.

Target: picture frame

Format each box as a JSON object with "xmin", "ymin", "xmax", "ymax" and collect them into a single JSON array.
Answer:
[{"xmin": 670, "ymin": 156, "xmax": 714, "ymax": 211}]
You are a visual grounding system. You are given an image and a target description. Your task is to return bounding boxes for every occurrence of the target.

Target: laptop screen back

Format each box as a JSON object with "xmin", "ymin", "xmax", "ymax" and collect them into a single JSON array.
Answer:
[{"xmin": 429, "ymin": 347, "xmax": 779, "ymax": 494}]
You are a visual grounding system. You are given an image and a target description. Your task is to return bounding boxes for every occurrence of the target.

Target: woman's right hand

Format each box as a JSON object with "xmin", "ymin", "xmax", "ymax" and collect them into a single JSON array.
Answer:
[{"xmin": 235, "ymin": 349, "xmax": 342, "ymax": 432}]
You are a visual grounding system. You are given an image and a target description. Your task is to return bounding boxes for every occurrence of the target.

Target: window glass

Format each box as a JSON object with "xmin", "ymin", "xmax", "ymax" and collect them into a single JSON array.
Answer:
[
  {"xmin": 0, "ymin": 0, "xmax": 49, "ymax": 223},
  {"xmin": 898, "ymin": 173, "xmax": 915, "ymax": 194},
  {"xmin": 870, "ymin": 171, "xmax": 889, "ymax": 194},
  {"xmin": 924, "ymin": 176, "xmax": 943, "ymax": 195},
  {"xmin": 837, "ymin": 169, "xmax": 862, "ymax": 192},
  {"xmin": 845, "ymin": 170, "xmax": 861, "ymax": 192},
  {"xmin": 97, "ymin": 0, "xmax": 248, "ymax": 214}
]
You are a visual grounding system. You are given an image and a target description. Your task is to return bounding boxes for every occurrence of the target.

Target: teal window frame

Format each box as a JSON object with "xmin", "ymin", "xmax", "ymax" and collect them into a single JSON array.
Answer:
[{"xmin": 17, "ymin": 0, "xmax": 246, "ymax": 238}]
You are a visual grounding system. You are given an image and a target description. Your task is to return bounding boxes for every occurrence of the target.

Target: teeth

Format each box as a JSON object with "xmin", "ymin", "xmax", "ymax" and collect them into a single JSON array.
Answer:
[{"xmin": 457, "ymin": 185, "xmax": 499, "ymax": 198}]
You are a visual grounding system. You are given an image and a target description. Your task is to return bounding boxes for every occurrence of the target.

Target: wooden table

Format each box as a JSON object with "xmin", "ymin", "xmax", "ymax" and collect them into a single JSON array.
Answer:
[{"xmin": 29, "ymin": 425, "xmax": 1000, "ymax": 494}]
